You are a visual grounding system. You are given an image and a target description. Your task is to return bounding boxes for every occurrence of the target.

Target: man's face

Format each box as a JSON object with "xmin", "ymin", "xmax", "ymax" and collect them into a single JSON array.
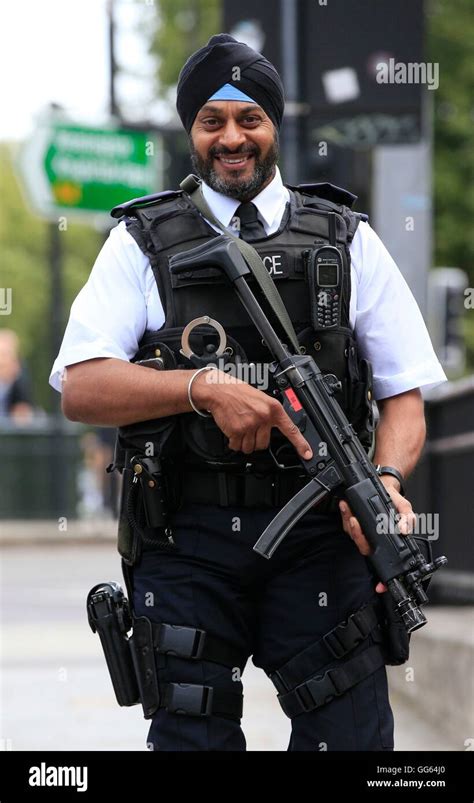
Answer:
[{"xmin": 189, "ymin": 101, "xmax": 279, "ymax": 201}]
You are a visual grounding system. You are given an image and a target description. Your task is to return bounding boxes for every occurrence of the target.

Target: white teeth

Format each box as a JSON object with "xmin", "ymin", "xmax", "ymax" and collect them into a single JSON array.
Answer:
[{"xmin": 219, "ymin": 156, "xmax": 249, "ymax": 164}]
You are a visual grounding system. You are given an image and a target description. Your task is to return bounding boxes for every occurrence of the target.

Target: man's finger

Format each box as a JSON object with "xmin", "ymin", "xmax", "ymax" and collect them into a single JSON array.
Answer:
[
  {"xmin": 383, "ymin": 485, "xmax": 417, "ymax": 535},
  {"xmin": 276, "ymin": 409, "xmax": 313, "ymax": 460},
  {"xmin": 339, "ymin": 500, "xmax": 351, "ymax": 523},
  {"xmin": 227, "ymin": 436, "xmax": 243, "ymax": 452},
  {"xmin": 398, "ymin": 509, "xmax": 417, "ymax": 535},
  {"xmin": 241, "ymin": 431, "xmax": 257, "ymax": 454},
  {"xmin": 348, "ymin": 516, "xmax": 371, "ymax": 556},
  {"xmin": 254, "ymin": 426, "xmax": 271, "ymax": 452}
]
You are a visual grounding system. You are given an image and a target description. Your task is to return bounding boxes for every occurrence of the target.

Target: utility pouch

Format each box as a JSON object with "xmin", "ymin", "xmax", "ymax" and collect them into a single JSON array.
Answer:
[
  {"xmin": 378, "ymin": 592, "xmax": 411, "ymax": 666},
  {"xmin": 350, "ymin": 357, "xmax": 379, "ymax": 454},
  {"xmin": 379, "ymin": 536, "xmax": 434, "ymax": 665},
  {"xmin": 113, "ymin": 416, "xmax": 180, "ymax": 564},
  {"xmin": 86, "ymin": 582, "xmax": 140, "ymax": 706}
]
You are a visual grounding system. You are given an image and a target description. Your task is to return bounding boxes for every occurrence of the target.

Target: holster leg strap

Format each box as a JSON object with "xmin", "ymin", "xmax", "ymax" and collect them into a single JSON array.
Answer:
[
  {"xmin": 151, "ymin": 620, "xmax": 246, "ymax": 670},
  {"xmin": 270, "ymin": 602, "xmax": 380, "ymax": 695},
  {"xmin": 277, "ymin": 645, "xmax": 385, "ymax": 718},
  {"xmin": 130, "ymin": 617, "xmax": 246, "ymax": 720},
  {"xmin": 161, "ymin": 682, "xmax": 243, "ymax": 721}
]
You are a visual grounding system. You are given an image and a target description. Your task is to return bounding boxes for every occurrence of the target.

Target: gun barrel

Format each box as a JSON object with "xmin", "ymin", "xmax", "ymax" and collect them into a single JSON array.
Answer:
[{"xmin": 388, "ymin": 578, "xmax": 427, "ymax": 633}]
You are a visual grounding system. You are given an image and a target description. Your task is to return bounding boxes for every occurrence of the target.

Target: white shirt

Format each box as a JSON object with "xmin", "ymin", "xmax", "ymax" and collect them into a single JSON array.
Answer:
[{"xmin": 49, "ymin": 166, "xmax": 447, "ymax": 400}]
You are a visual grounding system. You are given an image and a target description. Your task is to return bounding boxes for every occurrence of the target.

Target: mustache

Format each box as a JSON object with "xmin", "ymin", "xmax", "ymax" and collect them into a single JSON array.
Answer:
[{"xmin": 209, "ymin": 145, "xmax": 259, "ymax": 158}]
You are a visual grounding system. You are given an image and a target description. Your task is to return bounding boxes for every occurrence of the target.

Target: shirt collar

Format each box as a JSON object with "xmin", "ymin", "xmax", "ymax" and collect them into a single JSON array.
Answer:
[{"xmin": 201, "ymin": 166, "xmax": 288, "ymax": 231}]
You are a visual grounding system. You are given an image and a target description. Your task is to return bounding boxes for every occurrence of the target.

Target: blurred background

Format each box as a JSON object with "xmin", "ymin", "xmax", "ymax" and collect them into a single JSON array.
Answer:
[{"xmin": 0, "ymin": 0, "xmax": 472, "ymax": 752}]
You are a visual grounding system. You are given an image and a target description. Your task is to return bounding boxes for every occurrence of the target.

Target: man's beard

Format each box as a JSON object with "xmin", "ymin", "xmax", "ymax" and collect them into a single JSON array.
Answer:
[{"xmin": 189, "ymin": 134, "xmax": 280, "ymax": 201}]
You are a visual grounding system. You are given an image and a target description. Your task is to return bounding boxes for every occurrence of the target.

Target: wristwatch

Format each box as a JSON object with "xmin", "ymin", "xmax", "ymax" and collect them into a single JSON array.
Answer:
[{"xmin": 374, "ymin": 465, "xmax": 405, "ymax": 496}]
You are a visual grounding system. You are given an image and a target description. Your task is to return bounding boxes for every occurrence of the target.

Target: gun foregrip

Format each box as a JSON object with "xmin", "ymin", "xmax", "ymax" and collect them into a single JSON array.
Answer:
[{"xmin": 344, "ymin": 479, "xmax": 410, "ymax": 583}]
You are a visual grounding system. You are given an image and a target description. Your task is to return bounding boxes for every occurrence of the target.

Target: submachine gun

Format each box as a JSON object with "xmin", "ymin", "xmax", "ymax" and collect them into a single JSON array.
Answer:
[{"xmin": 169, "ymin": 236, "xmax": 447, "ymax": 635}]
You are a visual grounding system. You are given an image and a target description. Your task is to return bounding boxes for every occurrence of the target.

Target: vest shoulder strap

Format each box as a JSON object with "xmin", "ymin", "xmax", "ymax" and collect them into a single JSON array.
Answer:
[
  {"xmin": 110, "ymin": 189, "xmax": 184, "ymax": 220},
  {"xmin": 290, "ymin": 185, "xmax": 368, "ymax": 245},
  {"xmin": 289, "ymin": 181, "xmax": 358, "ymax": 209}
]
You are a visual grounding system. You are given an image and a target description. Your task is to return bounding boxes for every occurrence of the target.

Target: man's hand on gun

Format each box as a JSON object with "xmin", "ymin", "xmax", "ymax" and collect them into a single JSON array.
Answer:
[
  {"xmin": 192, "ymin": 368, "xmax": 314, "ymax": 460},
  {"xmin": 339, "ymin": 478, "xmax": 418, "ymax": 593},
  {"xmin": 196, "ymin": 371, "xmax": 419, "ymax": 591}
]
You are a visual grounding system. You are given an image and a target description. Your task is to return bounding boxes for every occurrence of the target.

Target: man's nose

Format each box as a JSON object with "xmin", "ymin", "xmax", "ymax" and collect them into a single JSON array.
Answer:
[{"xmin": 218, "ymin": 120, "xmax": 247, "ymax": 151}]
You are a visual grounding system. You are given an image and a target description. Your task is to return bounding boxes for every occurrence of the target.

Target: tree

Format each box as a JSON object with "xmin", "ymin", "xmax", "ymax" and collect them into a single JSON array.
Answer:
[
  {"xmin": 151, "ymin": 0, "xmax": 221, "ymax": 94},
  {"xmin": 427, "ymin": 0, "xmax": 474, "ymax": 366},
  {"xmin": 0, "ymin": 143, "xmax": 103, "ymax": 410}
]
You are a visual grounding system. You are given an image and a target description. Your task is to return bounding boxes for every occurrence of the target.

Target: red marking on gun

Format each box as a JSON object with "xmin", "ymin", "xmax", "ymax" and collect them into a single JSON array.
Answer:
[{"xmin": 284, "ymin": 388, "xmax": 302, "ymax": 412}]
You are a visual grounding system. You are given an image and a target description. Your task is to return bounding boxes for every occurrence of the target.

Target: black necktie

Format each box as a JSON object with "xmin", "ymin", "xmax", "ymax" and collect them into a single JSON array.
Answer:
[{"xmin": 235, "ymin": 202, "xmax": 266, "ymax": 242}]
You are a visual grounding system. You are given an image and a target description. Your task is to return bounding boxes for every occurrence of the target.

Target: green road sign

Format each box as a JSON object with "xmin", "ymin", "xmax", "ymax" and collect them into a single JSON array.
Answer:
[{"xmin": 18, "ymin": 118, "xmax": 162, "ymax": 224}]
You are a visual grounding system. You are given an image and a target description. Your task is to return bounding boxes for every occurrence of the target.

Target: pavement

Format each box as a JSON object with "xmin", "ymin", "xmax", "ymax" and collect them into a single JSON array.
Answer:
[{"xmin": 0, "ymin": 536, "xmax": 470, "ymax": 752}]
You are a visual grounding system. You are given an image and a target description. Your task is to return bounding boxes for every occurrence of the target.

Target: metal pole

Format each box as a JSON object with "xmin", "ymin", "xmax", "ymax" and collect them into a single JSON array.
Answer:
[
  {"xmin": 280, "ymin": 0, "xmax": 300, "ymax": 184},
  {"xmin": 107, "ymin": 0, "xmax": 119, "ymax": 118},
  {"xmin": 49, "ymin": 220, "xmax": 69, "ymax": 516},
  {"xmin": 49, "ymin": 222, "xmax": 63, "ymax": 412}
]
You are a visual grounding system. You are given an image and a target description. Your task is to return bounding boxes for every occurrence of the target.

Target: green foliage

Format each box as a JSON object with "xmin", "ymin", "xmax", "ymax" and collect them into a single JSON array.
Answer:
[
  {"xmin": 427, "ymin": 0, "xmax": 474, "ymax": 368},
  {"xmin": 151, "ymin": 0, "xmax": 221, "ymax": 91},
  {"xmin": 0, "ymin": 143, "xmax": 102, "ymax": 410}
]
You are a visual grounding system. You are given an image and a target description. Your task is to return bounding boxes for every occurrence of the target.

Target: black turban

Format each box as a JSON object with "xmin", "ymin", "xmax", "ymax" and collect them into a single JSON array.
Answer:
[{"xmin": 176, "ymin": 33, "xmax": 285, "ymax": 133}]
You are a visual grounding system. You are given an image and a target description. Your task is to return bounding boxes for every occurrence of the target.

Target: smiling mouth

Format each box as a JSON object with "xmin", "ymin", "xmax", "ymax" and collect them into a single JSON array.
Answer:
[{"xmin": 215, "ymin": 154, "xmax": 255, "ymax": 167}]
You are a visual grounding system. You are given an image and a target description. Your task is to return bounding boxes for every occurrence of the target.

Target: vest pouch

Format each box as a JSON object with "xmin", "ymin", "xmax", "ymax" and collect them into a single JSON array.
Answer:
[
  {"xmin": 150, "ymin": 208, "xmax": 215, "ymax": 251},
  {"xmin": 378, "ymin": 591, "xmax": 411, "ymax": 666},
  {"xmin": 118, "ymin": 416, "xmax": 180, "ymax": 462},
  {"xmin": 181, "ymin": 415, "xmax": 246, "ymax": 467},
  {"xmin": 299, "ymin": 326, "xmax": 351, "ymax": 413},
  {"xmin": 348, "ymin": 356, "xmax": 378, "ymax": 451},
  {"xmin": 377, "ymin": 538, "xmax": 433, "ymax": 666},
  {"xmin": 133, "ymin": 338, "xmax": 177, "ymax": 370}
]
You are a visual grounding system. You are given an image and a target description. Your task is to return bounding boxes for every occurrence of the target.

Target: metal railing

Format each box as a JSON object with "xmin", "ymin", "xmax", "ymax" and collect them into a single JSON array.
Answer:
[{"xmin": 406, "ymin": 376, "xmax": 474, "ymax": 603}]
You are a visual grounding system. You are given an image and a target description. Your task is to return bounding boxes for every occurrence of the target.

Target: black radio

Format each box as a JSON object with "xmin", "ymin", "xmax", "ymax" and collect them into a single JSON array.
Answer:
[{"xmin": 308, "ymin": 245, "xmax": 344, "ymax": 329}]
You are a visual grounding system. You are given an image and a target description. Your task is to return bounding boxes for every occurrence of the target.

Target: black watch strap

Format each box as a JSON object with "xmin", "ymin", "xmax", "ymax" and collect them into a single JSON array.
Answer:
[{"xmin": 375, "ymin": 465, "xmax": 405, "ymax": 496}]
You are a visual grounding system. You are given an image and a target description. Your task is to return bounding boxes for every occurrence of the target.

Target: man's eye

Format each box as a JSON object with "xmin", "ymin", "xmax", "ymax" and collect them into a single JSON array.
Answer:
[{"xmin": 203, "ymin": 118, "xmax": 220, "ymax": 126}]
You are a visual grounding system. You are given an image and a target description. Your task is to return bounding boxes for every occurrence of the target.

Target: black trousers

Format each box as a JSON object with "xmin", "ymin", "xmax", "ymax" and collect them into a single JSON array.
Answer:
[{"xmin": 131, "ymin": 503, "xmax": 394, "ymax": 751}]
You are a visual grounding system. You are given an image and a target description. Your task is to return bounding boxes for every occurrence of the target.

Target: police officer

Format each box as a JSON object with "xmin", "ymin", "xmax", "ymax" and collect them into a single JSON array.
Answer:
[{"xmin": 51, "ymin": 34, "xmax": 446, "ymax": 751}]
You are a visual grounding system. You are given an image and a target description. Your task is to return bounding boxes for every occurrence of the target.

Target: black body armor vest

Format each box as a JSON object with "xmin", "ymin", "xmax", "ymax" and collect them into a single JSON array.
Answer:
[{"xmin": 110, "ymin": 180, "xmax": 375, "ymax": 471}]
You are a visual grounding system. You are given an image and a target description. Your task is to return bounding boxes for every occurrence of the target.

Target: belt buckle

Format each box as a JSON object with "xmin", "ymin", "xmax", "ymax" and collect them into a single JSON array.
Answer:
[
  {"xmin": 158, "ymin": 624, "xmax": 206, "ymax": 659},
  {"xmin": 167, "ymin": 683, "xmax": 214, "ymax": 717},
  {"xmin": 270, "ymin": 669, "xmax": 288, "ymax": 695},
  {"xmin": 294, "ymin": 682, "xmax": 317, "ymax": 713},
  {"xmin": 295, "ymin": 669, "xmax": 340, "ymax": 713}
]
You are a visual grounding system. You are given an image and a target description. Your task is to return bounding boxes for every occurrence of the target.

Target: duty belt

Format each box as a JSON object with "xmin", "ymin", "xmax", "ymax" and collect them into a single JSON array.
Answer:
[{"xmin": 180, "ymin": 468, "xmax": 312, "ymax": 509}]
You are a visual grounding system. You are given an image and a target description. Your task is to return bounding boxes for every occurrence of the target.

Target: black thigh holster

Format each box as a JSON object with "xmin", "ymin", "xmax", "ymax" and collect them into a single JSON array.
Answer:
[
  {"xmin": 88, "ymin": 582, "xmax": 245, "ymax": 722},
  {"xmin": 86, "ymin": 582, "xmax": 140, "ymax": 707}
]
